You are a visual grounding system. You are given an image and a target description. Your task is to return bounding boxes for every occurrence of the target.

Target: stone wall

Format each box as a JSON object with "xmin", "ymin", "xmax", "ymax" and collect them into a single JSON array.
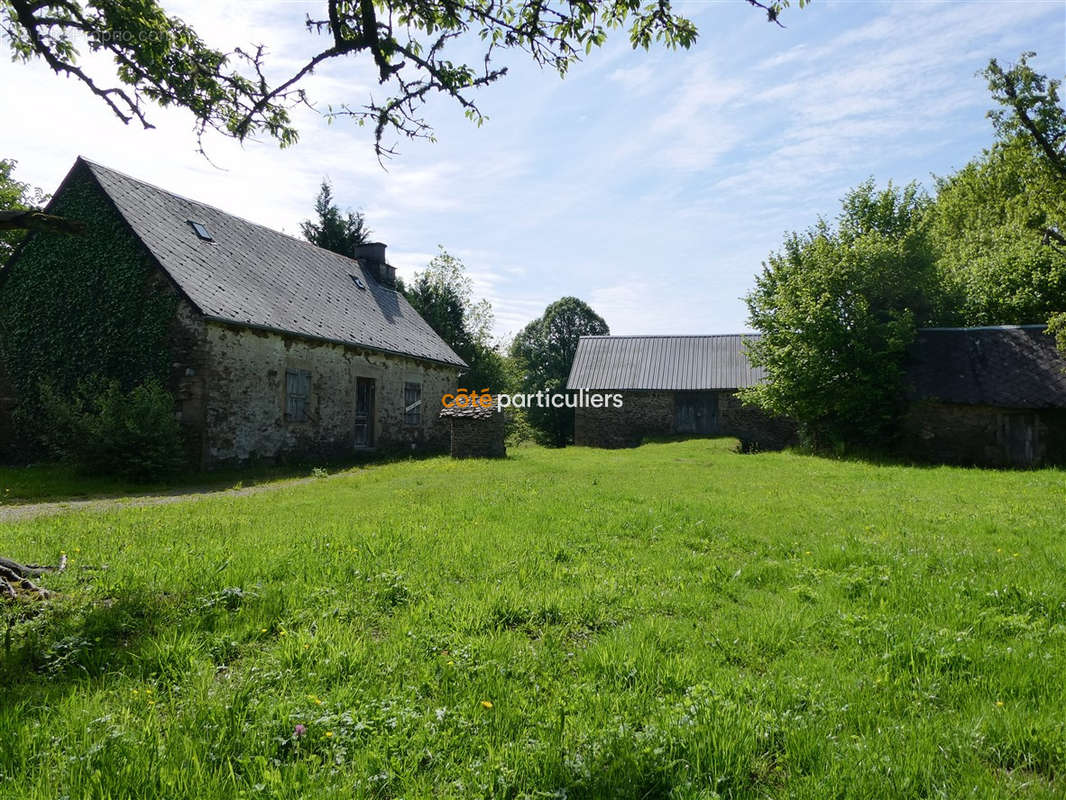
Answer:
[
  {"xmin": 716, "ymin": 391, "xmax": 798, "ymax": 452},
  {"xmin": 168, "ymin": 298, "xmax": 210, "ymax": 466},
  {"xmin": 574, "ymin": 391, "xmax": 673, "ymax": 448},
  {"xmin": 902, "ymin": 401, "xmax": 1066, "ymax": 467},
  {"xmin": 574, "ymin": 389, "xmax": 795, "ymax": 450},
  {"xmin": 199, "ymin": 321, "xmax": 457, "ymax": 465},
  {"xmin": 444, "ymin": 409, "xmax": 507, "ymax": 459}
]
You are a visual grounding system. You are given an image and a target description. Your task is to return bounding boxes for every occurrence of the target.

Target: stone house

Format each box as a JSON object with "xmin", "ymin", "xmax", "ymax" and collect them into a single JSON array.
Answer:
[
  {"xmin": 903, "ymin": 326, "xmax": 1066, "ymax": 467},
  {"xmin": 566, "ymin": 335, "xmax": 796, "ymax": 451},
  {"xmin": 0, "ymin": 157, "xmax": 465, "ymax": 467},
  {"xmin": 567, "ymin": 328, "xmax": 1066, "ymax": 467}
]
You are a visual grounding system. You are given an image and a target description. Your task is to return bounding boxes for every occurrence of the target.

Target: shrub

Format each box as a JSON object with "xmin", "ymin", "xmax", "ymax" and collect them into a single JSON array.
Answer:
[{"xmin": 38, "ymin": 377, "xmax": 185, "ymax": 480}]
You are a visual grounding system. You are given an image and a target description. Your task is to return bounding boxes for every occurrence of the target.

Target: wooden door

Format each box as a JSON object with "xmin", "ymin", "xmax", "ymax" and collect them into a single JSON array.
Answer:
[
  {"xmin": 355, "ymin": 377, "xmax": 375, "ymax": 447},
  {"xmin": 674, "ymin": 392, "xmax": 718, "ymax": 434}
]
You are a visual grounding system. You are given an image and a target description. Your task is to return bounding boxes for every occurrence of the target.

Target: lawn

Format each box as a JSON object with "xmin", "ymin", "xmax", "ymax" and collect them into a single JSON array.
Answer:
[{"xmin": 1, "ymin": 439, "xmax": 1064, "ymax": 799}]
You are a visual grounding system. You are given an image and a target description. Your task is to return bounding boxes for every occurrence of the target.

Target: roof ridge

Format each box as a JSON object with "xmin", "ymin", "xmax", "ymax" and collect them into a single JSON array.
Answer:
[
  {"xmin": 77, "ymin": 156, "xmax": 392, "ymax": 278},
  {"xmin": 918, "ymin": 324, "xmax": 1048, "ymax": 332},
  {"xmin": 579, "ymin": 333, "xmax": 758, "ymax": 340}
]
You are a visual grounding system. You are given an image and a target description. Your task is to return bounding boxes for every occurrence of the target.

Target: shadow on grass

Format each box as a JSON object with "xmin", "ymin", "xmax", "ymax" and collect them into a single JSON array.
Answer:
[
  {"xmin": 636, "ymin": 434, "xmax": 1066, "ymax": 473},
  {"xmin": 0, "ymin": 447, "xmax": 448, "ymax": 505},
  {"xmin": 0, "ymin": 578, "xmax": 271, "ymax": 716},
  {"xmin": 0, "ymin": 589, "xmax": 171, "ymax": 695}
]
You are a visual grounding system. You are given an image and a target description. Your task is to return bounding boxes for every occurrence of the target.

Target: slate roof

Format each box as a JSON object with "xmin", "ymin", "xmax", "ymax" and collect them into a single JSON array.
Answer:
[
  {"xmin": 73, "ymin": 158, "xmax": 465, "ymax": 368},
  {"xmin": 566, "ymin": 334, "xmax": 764, "ymax": 391},
  {"xmin": 568, "ymin": 328, "xmax": 1066, "ymax": 408},
  {"xmin": 907, "ymin": 326, "xmax": 1066, "ymax": 408},
  {"xmin": 439, "ymin": 403, "xmax": 501, "ymax": 419}
]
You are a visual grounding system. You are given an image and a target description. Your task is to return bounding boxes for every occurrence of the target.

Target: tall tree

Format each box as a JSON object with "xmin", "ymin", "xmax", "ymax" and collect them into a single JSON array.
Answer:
[
  {"xmin": 0, "ymin": 159, "xmax": 49, "ymax": 261},
  {"xmin": 300, "ymin": 181, "xmax": 370, "ymax": 258},
  {"xmin": 743, "ymin": 181, "xmax": 936, "ymax": 449},
  {"xmin": 980, "ymin": 52, "xmax": 1066, "ymax": 350},
  {"xmin": 510, "ymin": 296, "xmax": 609, "ymax": 446},
  {"xmin": 2, "ymin": 1, "xmax": 807, "ymax": 156},
  {"xmin": 402, "ymin": 248, "xmax": 508, "ymax": 391}
]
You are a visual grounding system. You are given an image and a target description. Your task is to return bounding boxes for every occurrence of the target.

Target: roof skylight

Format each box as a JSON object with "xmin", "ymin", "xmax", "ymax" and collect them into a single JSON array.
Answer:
[{"xmin": 187, "ymin": 220, "xmax": 214, "ymax": 241}]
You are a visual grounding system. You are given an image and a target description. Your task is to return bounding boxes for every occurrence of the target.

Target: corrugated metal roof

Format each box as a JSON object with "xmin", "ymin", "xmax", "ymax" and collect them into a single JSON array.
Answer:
[
  {"xmin": 75, "ymin": 158, "xmax": 466, "ymax": 369},
  {"xmin": 907, "ymin": 326, "xmax": 1066, "ymax": 408},
  {"xmin": 566, "ymin": 335, "xmax": 764, "ymax": 391}
]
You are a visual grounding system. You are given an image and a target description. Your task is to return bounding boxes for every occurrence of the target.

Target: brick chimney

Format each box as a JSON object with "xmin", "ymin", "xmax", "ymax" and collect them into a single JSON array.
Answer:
[{"xmin": 353, "ymin": 242, "xmax": 396, "ymax": 287}]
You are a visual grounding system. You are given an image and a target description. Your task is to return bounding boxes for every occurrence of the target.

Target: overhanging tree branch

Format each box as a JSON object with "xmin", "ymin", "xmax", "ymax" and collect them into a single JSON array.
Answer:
[
  {"xmin": 0, "ymin": 209, "xmax": 85, "ymax": 235},
  {"xmin": 3, "ymin": 1, "xmax": 805, "ymax": 158}
]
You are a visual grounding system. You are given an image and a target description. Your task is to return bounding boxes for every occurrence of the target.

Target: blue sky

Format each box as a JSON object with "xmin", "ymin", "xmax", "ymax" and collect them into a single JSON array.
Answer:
[{"xmin": 2, "ymin": 0, "xmax": 1064, "ymax": 339}]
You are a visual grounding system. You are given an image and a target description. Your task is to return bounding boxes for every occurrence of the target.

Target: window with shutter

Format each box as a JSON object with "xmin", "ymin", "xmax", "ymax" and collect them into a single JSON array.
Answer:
[
  {"xmin": 403, "ymin": 382, "xmax": 422, "ymax": 426},
  {"xmin": 285, "ymin": 369, "xmax": 311, "ymax": 422}
]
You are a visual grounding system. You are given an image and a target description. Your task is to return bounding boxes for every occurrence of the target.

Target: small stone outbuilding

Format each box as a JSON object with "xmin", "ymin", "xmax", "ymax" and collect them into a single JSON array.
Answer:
[
  {"xmin": 566, "ymin": 335, "xmax": 795, "ymax": 451},
  {"xmin": 439, "ymin": 404, "xmax": 507, "ymax": 458},
  {"xmin": 903, "ymin": 325, "xmax": 1066, "ymax": 467}
]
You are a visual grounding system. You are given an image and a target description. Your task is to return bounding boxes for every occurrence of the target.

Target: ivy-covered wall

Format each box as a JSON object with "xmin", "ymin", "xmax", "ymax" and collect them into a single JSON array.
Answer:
[{"xmin": 0, "ymin": 163, "xmax": 182, "ymax": 456}]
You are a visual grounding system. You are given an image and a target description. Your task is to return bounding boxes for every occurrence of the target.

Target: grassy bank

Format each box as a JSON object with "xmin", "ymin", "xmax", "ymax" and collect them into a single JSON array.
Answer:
[{"xmin": 1, "ymin": 439, "xmax": 1064, "ymax": 798}]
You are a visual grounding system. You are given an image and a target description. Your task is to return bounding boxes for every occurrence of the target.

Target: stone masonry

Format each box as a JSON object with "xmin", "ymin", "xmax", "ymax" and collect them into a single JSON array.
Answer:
[
  {"xmin": 439, "ymin": 404, "xmax": 507, "ymax": 458},
  {"xmin": 574, "ymin": 389, "xmax": 795, "ymax": 451},
  {"xmin": 193, "ymin": 322, "xmax": 455, "ymax": 465}
]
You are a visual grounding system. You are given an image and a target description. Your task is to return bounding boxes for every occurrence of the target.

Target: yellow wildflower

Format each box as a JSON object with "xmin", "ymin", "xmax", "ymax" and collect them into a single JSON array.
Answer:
[{"xmin": 481, "ymin": 700, "xmax": 493, "ymax": 709}]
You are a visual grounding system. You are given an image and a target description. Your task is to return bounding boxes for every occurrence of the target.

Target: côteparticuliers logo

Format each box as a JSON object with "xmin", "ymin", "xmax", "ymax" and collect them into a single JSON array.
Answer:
[{"xmin": 442, "ymin": 388, "xmax": 623, "ymax": 410}]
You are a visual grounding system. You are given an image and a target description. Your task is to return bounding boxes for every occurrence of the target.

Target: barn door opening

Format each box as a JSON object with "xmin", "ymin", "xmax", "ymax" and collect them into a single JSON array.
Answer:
[
  {"xmin": 1000, "ymin": 412, "xmax": 1038, "ymax": 467},
  {"xmin": 355, "ymin": 377, "xmax": 375, "ymax": 447},
  {"xmin": 674, "ymin": 392, "xmax": 718, "ymax": 435}
]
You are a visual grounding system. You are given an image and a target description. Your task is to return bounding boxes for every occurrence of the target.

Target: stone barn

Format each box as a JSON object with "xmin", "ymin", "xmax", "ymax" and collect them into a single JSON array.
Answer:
[
  {"xmin": 567, "ymin": 327, "xmax": 1066, "ymax": 467},
  {"xmin": 0, "ymin": 157, "xmax": 466, "ymax": 467},
  {"xmin": 903, "ymin": 325, "xmax": 1066, "ymax": 467},
  {"xmin": 566, "ymin": 335, "xmax": 795, "ymax": 450}
]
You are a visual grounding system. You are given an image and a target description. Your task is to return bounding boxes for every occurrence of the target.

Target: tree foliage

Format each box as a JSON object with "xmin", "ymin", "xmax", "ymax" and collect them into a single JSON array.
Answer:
[
  {"xmin": 980, "ymin": 52, "xmax": 1066, "ymax": 350},
  {"xmin": 1, "ymin": 1, "xmax": 806, "ymax": 157},
  {"xmin": 509, "ymin": 296, "xmax": 608, "ymax": 446},
  {"xmin": 0, "ymin": 158, "xmax": 48, "ymax": 261},
  {"xmin": 402, "ymin": 247, "xmax": 508, "ymax": 391},
  {"xmin": 930, "ymin": 140, "xmax": 1066, "ymax": 326},
  {"xmin": 742, "ymin": 181, "xmax": 936, "ymax": 449},
  {"xmin": 1, "ymin": 0, "xmax": 297, "ymax": 153},
  {"xmin": 744, "ymin": 52, "xmax": 1066, "ymax": 449},
  {"xmin": 300, "ymin": 180, "xmax": 370, "ymax": 258}
]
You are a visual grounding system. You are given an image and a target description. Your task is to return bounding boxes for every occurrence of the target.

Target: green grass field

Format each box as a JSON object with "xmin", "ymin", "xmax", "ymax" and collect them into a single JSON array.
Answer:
[{"xmin": 2, "ymin": 440, "xmax": 1065, "ymax": 799}]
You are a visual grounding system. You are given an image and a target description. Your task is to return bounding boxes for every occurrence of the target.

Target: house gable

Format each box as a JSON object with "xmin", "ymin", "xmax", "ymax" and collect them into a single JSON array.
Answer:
[
  {"xmin": 77, "ymin": 158, "xmax": 465, "ymax": 369},
  {"xmin": 0, "ymin": 160, "xmax": 184, "ymax": 402}
]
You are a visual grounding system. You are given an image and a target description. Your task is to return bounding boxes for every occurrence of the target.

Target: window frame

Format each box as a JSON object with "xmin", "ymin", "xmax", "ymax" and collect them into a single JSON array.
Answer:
[
  {"xmin": 187, "ymin": 220, "xmax": 214, "ymax": 242},
  {"xmin": 403, "ymin": 381, "xmax": 422, "ymax": 426},
  {"xmin": 285, "ymin": 368, "xmax": 312, "ymax": 423}
]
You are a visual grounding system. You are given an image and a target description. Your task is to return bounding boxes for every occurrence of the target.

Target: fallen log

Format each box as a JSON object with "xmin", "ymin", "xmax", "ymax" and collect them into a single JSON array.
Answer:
[
  {"xmin": 0, "ymin": 554, "xmax": 67, "ymax": 577},
  {"xmin": 0, "ymin": 554, "xmax": 68, "ymax": 600}
]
